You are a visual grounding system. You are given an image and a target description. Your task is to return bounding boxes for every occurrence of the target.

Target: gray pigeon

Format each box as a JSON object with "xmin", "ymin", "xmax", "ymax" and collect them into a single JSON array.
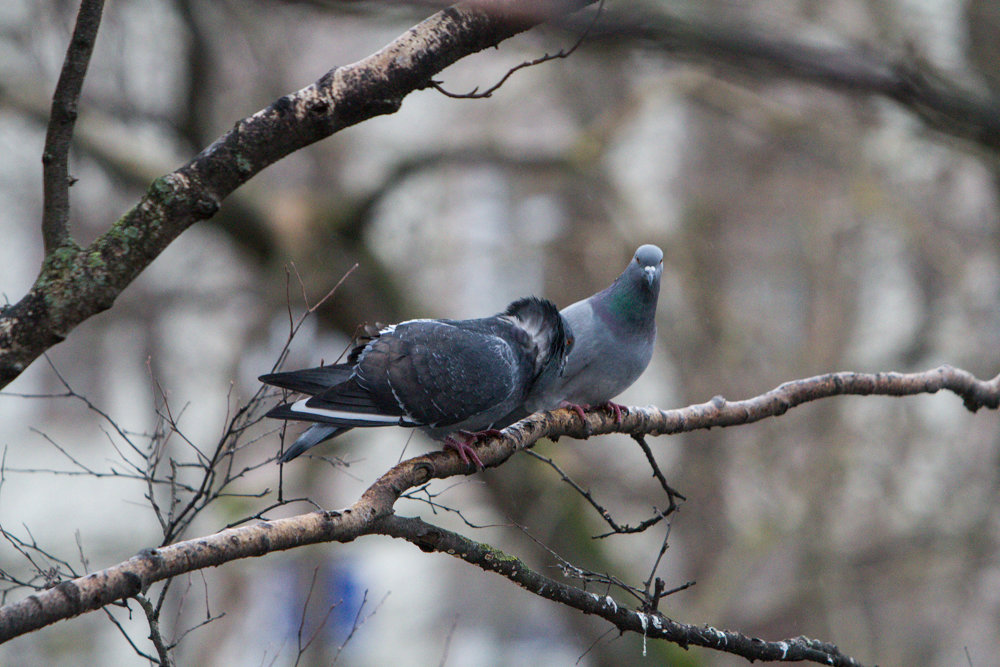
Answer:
[
  {"xmin": 519, "ymin": 244, "xmax": 662, "ymax": 423},
  {"xmin": 261, "ymin": 297, "xmax": 573, "ymax": 468}
]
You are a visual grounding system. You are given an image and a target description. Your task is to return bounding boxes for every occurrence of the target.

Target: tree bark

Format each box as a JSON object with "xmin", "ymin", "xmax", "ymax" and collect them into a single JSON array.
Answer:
[{"xmin": 0, "ymin": 0, "xmax": 594, "ymax": 389}]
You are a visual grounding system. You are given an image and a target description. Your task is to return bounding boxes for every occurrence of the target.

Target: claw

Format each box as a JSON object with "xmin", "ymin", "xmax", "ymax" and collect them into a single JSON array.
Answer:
[
  {"xmin": 561, "ymin": 400, "xmax": 588, "ymax": 424},
  {"xmin": 603, "ymin": 401, "xmax": 625, "ymax": 424},
  {"xmin": 443, "ymin": 434, "xmax": 485, "ymax": 470}
]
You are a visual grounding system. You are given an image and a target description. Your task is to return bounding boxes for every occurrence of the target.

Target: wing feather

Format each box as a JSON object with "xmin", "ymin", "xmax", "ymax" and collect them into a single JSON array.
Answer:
[
  {"xmin": 259, "ymin": 365, "xmax": 353, "ymax": 396},
  {"xmin": 363, "ymin": 320, "xmax": 521, "ymax": 427}
]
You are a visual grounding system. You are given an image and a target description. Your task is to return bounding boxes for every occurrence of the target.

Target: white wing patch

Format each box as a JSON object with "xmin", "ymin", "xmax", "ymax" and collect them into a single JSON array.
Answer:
[{"xmin": 289, "ymin": 398, "xmax": 401, "ymax": 424}]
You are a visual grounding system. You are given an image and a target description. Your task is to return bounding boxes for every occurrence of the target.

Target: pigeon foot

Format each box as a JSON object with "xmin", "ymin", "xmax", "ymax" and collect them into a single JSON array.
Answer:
[
  {"xmin": 600, "ymin": 401, "xmax": 626, "ymax": 424},
  {"xmin": 559, "ymin": 401, "xmax": 625, "ymax": 432},
  {"xmin": 559, "ymin": 401, "xmax": 593, "ymax": 437},
  {"xmin": 561, "ymin": 401, "xmax": 589, "ymax": 424},
  {"xmin": 443, "ymin": 433, "xmax": 486, "ymax": 470}
]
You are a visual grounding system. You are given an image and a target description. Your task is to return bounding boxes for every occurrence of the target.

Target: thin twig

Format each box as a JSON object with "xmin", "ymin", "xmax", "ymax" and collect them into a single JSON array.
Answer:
[
  {"xmin": 293, "ymin": 568, "xmax": 341, "ymax": 666},
  {"xmin": 41, "ymin": 0, "xmax": 105, "ymax": 252},
  {"xmin": 135, "ymin": 594, "xmax": 174, "ymax": 667},
  {"xmin": 331, "ymin": 590, "xmax": 390, "ymax": 665},
  {"xmin": 431, "ymin": 0, "xmax": 605, "ymax": 99},
  {"xmin": 102, "ymin": 605, "xmax": 159, "ymax": 663},
  {"xmin": 400, "ymin": 480, "xmax": 500, "ymax": 529},
  {"xmin": 511, "ymin": 520, "xmax": 649, "ymax": 606},
  {"xmin": 631, "ymin": 434, "xmax": 686, "ymax": 509},
  {"xmin": 576, "ymin": 625, "xmax": 618, "ymax": 665},
  {"xmin": 523, "ymin": 449, "xmax": 670, "ymax": 537},
  {"xmin": 438, "ymin": 614, "xmax": 459, "ymax": 667}
]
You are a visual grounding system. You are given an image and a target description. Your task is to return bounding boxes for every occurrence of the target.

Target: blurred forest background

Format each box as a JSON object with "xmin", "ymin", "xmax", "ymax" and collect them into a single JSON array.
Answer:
[{"xmin": 1, "ymin": 0, "xmax": 999, "ymax": 665}]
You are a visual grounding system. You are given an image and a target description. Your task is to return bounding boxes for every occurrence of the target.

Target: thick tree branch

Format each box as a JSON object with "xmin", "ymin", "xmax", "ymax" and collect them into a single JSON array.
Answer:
[
  {"xmin": 40, "ymin": 0, "xmax": 105, "ymax": 254},
  {"xmin": 0, "ymin": 365, "xmax": 994, "ymax": 648},
  {"xmin": 569, "ymin": 9, "xmax": 1000, "ymax": 155},
  {"xmin": 375, "ymin": 514, "xmax": 867, "ymax": 666},
  {"xmin": 0, "ymin": 0, "xmax": 594, "ymax": 389}
]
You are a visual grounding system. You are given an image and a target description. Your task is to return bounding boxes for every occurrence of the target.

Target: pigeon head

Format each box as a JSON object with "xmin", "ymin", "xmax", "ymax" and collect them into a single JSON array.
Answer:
[
  {"xmin": 634, "ymin": 244, "xmax": 663, "ymax": 288},
  {"xmin": 600, "ymin": 244, "xmax": 662, "ymax": 325},
  {"xmin": 504, "ymin": 296, "xmax": 574, "ymax": 381}
]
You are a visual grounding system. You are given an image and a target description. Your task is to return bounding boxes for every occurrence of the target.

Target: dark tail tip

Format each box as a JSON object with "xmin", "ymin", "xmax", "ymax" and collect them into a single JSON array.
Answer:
[{"xmin": 277, "ymin": 423, "xmax": 349, "ymax": 463}]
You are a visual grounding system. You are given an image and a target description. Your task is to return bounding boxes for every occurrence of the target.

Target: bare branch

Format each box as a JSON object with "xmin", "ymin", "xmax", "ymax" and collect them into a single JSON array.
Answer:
[
  {"xmin": 102, "ymin": 605, "xmax": 159, "ymax": 663},
  {"xmin": 375, "ymin": 514, "xmax": 868, "ymax": 666},
  {"xmin": 135, "ymin": 594, "xmax": 174, "ymax": 667},
  {"xmin": 631, "ymin": 434, "xmax": 685, "ymax": 509},
  {"xmin": 566, "ymin": 8, "xmax": 1000, "ymax": 155},
  {"xmin": 40, "ymin": 0, "xmax": 105, "ymax": 253},
  {"xmin": 524, "ymin": 448, "xmax": 673, "ymax": 536},
  {"xmin": 400, "ymin": 480, "xmax": 499, "ymax": 529},
  {"xmin": 293, "ymin": 568, "xmax": 341, "ymax": 665},
  {"xmin": 0, "ymin": 365, "xmax": 994, "ymax": 657},
  {"xmin": 512, "ymin": 520, "xmax": 654, "ymax": 607},
  {"xmin": 331, "ymin": 589, "xmax": 389, "ymax": 664}
]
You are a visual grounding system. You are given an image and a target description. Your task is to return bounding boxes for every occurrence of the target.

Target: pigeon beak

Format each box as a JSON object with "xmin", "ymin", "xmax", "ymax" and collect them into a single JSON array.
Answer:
[{"xmin": 643, "ymin": 266, "xmax": 656, "ymax": 286}]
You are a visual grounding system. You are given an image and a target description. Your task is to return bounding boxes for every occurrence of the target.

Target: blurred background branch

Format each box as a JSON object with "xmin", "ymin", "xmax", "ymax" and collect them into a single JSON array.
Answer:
[{"xmin": 562, "ymin": 5, "xmax": 1000, "ymax": 157}]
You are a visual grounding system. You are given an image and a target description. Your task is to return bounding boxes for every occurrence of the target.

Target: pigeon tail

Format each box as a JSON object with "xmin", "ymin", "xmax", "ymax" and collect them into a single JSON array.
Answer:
[
  {"xmin": 278, "ymin": 423, "xmax": 349, "ymax": 463},
  {"xmin": 259, "ymin": 365, "xmax": 353, "ymax": 395}
]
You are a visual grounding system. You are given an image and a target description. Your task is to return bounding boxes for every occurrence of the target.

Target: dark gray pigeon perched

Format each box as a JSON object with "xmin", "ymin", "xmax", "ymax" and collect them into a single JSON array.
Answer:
[
  {"xmin": 261, "ymin": 297, "xmax": 573, "ymax": 469},
  {"xmin": 518, "ymin": 244, "xmax": 662, "ymax": 423}
]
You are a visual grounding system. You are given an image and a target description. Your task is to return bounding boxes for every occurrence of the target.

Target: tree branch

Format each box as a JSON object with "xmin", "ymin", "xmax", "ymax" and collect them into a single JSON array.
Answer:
[
  {"xmin": 568, "ymin": 8, "xmax": 1000, "ymax": 155},
  {"xmin": 375, "ymin": 514, "xmax": 868, "ymax": 666},
  {"xmin": 134, "ymin": 594, "xmax": 174, "ymax": 667},
  {"xmin": 0, "ymin": 0, "xmax": 595, "ymax": 390},
  {"xmin": 0, "ymin": 365, "xmax": 994, "ymax": 649},
  {"xmin": 40, "ymin": 0, "xmax": 105, "ymax": 253}
]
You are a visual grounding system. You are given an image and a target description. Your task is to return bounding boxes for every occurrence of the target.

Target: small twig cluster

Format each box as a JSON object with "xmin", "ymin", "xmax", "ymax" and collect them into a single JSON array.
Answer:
[
  {"xmin": 0, "ymin": 267, "xmax": 367, "ymax": 663},
  {"xmin": 0, "ymin": 359, "xmax": 276, "ymax": 661}
]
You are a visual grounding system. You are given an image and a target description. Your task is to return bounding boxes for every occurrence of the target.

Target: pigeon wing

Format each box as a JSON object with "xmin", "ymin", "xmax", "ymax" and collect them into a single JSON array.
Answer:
[
  {"xmin": 259, "ymin": 364, "xmax": 353, "ymax": 396},
  {"xmin": 289, "ymin": 373, "xmax": 408, "ymax": 426},
  {"xmin": 360, "ymin": 320, "xmax": 521, "ymax": 428}
]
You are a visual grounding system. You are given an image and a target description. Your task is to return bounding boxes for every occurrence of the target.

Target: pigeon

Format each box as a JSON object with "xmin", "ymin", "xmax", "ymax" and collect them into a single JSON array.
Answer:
[
  {"xmin": 515, "ymin": 244, "xmax": 663, "ymax": 424},
  {"xmin": 261, "ymin": 296, "xmax": 574, "ymax": 469}
]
